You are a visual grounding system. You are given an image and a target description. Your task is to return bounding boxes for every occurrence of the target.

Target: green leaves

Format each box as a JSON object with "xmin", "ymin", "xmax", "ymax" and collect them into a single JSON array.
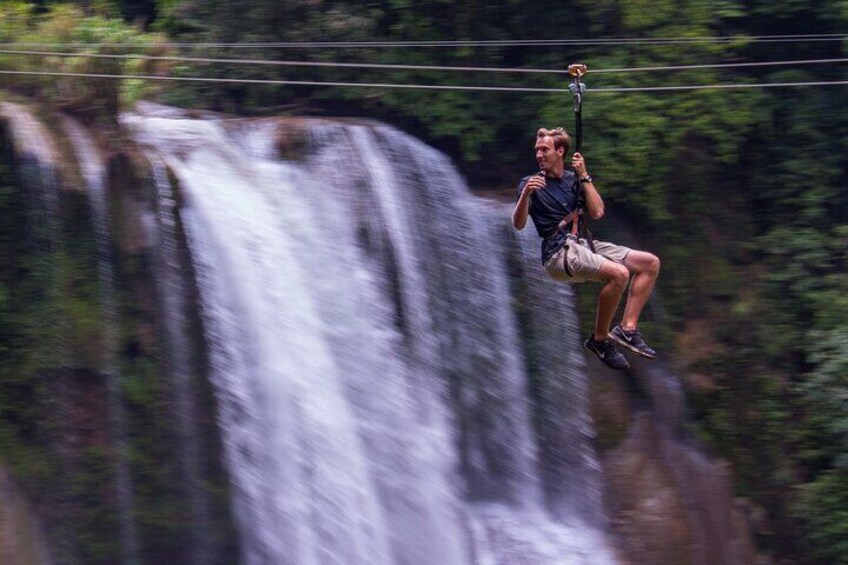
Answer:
[
  {"xmin": 0, "ymin": 2, "xmax": 167, "ymax": 118},
  {"xmin": 801, "ymin": 329, "xmax": 848, "ymax": 456},
  {"xmin": 795, "ymin": 470, "xmax": 848, "ymax": 564}
]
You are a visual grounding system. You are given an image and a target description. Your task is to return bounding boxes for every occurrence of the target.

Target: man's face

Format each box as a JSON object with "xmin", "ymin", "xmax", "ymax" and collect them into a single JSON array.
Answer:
[{"xmin": 535, "ymin": 136, "xmax": 563, "ymax": 172}]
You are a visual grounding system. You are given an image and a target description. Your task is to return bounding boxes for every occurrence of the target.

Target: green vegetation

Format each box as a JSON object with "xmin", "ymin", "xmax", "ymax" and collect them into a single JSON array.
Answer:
[
  {"xmin": 0, "ymin": 1, "xmax": 166, "ymax": 119},
  {"xmin": 0, "ymin": 0, "xmax": 846, "ymax": 562}
]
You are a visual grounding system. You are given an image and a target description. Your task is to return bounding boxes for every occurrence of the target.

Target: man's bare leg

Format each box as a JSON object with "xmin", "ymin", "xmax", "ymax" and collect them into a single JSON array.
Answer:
[
  {"xmin": 585, "ymin": 259, "xmax": 632, "ymax": 370},
  {"xmin": 593, "ymin": 260, "xmax": 630, "ymax": 341},
  {"xmin": 620, "ymin": 251, "xmax": 661, "ymax": 331}
]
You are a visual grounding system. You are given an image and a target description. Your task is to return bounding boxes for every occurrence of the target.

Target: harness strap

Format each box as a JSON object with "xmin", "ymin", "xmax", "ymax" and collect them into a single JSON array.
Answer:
[
  {"xmin": 553, "ymin": 209, "xmax": 596, "ymax": 253},
  {"xmin": 557, "ymin": 210, "xmax": 581, "ymax": 236},
  {"xmin": 582, "ymin": 222, "xmax": 597, "ymax": 253}
]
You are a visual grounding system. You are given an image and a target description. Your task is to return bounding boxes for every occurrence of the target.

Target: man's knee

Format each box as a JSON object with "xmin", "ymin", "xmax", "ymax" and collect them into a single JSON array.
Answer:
[
  {"xmin": 600, "ymin": 262, "xmax": 629, "ymax": 289},
  {"xmin": 646, "ymin": 253, "xmax": 661, "ymax": 276},
  {"xmin": 627, "ymin": 251, "xmax": 661, "ymax": 276},
  {"xmin": 613, "ymin": 264, "xmax": 630, "ymax": 288}
]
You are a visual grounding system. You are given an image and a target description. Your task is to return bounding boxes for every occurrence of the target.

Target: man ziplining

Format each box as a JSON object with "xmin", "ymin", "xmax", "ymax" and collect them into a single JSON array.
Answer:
[
  {"xmin": 511, "ymin": 65, "xmax": 660, "ymax": 370},
  {"xmin": 512, "ymin": 128, "xmax": 660, "ymax": 370}
]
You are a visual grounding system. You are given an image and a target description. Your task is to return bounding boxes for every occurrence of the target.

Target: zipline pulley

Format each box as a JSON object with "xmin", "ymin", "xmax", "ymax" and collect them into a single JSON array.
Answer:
[
  {"xmin": 565, "ymin": 63, "xmax": 596, "ymax": 251},
  {"xmin": 567, "ymin": 63, "xmax": 588, "ymax": 153}
]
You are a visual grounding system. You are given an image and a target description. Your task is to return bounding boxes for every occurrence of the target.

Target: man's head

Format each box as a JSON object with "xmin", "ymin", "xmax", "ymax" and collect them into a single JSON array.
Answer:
[{"xmin": 535, "ymin": 127, "xmax": 570, "ymax": 174}]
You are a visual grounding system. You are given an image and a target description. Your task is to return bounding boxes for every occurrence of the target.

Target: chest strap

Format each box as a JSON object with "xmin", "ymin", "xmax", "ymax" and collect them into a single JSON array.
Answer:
[
  {"xmin": 557, "ymin": 209, "xmax": 581, "ymax": 235},
  {"xmin": 552, "ymin": 208, "xmax": 596, "ymax": 253}
]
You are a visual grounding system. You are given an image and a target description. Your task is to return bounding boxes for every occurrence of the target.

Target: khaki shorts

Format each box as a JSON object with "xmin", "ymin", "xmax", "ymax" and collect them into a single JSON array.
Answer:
[{"xmin": 543, "ymin": 235, "xmax": 631, "ymax": 284}]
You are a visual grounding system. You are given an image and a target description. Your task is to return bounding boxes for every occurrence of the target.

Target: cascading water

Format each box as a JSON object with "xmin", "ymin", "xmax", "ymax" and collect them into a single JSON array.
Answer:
[
  {"xmin": 0, "ymin": 101, "xmax": 70, "ymax": 563},
  {"xmin": 148, "ymin": 156, "xmax": 216, "ymax": 565},
  {"xmin": 498, "ymin": 212, "xmax": 606, "ymax": 526},
  {"xmin": 0, "ymin": 102, "xmax": 61, "ymax": 242},
  {"xmin": 123, "ymin": 103, "xmax": 615, "ymax": 565},
  {"xmin": 59, "ymin": 115, "xmax": 142, "ymax": 564}
]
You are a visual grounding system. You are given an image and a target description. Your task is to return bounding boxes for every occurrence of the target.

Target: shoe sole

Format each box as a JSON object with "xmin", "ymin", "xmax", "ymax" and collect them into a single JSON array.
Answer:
[
  {"xmin": 609, "ymin": 333, "xmax": 656, "ymax": 360},
  {"xmin": 584, "ymin": 341, "xmax": 630, "ymax": 370}
]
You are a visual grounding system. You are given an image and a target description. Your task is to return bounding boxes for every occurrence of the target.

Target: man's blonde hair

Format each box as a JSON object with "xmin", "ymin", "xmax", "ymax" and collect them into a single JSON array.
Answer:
[{"xmin": 536, "ymin": 127, "xmax": 571, "ymax": 153}]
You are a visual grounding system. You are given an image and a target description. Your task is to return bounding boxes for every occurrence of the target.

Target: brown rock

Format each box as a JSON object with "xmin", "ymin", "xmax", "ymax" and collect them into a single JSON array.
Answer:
[
  {"xmin": 604, "ymin": 414, "xmax": 693, "ymax": 565},
  {"xmin": 0, "ymin": 466, "xmax": 53, "ymax": 565}
]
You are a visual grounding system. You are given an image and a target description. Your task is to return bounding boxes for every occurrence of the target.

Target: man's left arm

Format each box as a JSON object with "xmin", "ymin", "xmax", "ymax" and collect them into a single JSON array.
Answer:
[{"xmin": 572, "ymin": 152, "xmax": 604, "ymax": 220}]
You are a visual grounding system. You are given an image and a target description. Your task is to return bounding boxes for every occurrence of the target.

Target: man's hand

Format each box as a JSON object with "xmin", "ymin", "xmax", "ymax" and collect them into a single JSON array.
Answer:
[
  {"xmin": 514, "ymin": 172, "xmax": 545, "ymax": 230},
  {"xmin": 522, "ymin": 171, "xmax": 546, "ymax": 196},
  {"xmin": 572, "ymin": 152, "xmax": 588, "ymax": 177},
  {"xmin": 573, "ymin": 152, "xmax": 605, "ymax": 219}
]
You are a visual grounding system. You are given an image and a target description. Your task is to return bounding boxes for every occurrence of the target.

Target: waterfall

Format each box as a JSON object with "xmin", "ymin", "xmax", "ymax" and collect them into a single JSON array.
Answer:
[
  {"xmin": 58, "ymin": 115, "xmax": 142, "ymax": 564},
  {"xmin": 0, "ymin": 102, "xmax": 61, "ymax": 244},
  {"xmin": 123, "ymin": 104, "xmax": 615, "ymax": 565},
  {"xmin": 148, "ymin": 156, "xmax": 216, "ymax": 564},
  {"xmin": 0, "ymin": 102, "xmax": 73, "ymax": 562},
  {"xmin": 503, "ymin": 219, "xmax": 606, "ymax": 525}
]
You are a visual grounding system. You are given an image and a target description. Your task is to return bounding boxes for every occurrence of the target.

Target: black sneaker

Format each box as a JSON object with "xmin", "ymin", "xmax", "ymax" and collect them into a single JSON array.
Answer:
[
  {"xmin": 609, "ymin": 325, "xmax": 656, "ymax": 359},
  {"xmin": 584, "ymin": 336, "xmax": 630, "ymax": 370}
]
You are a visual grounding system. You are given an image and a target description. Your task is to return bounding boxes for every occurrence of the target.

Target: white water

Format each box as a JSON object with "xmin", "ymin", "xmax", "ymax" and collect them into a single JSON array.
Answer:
[
  {"xmin": 124, "ymin": 103, "xmax": 615, "ymax": 565},
  {"xmin": 0, "ymin": 102, "xmax": 61, "ymax": 245}
]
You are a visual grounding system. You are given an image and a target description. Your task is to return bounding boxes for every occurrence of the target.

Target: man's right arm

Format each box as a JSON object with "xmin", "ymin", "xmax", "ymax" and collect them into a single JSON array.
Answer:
[{"xmin": 512, "ymin": 174, "xmax": 544, "ymax": 230}]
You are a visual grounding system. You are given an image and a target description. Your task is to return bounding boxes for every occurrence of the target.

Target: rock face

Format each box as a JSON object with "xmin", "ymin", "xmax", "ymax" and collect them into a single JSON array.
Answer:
[
  {"xmin": 591, "ymin": 359, "xmax": 758, "ymax": 565},
  {"xmin": 604, "ymin": 413, "xmax": 694, "ymax": 564},
  {"xmin": 0, "ymin": 466, "xmax": 53, "ymax": 565}
]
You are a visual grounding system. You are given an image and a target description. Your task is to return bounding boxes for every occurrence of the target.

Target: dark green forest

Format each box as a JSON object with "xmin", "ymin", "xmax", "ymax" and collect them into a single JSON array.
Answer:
[{"xmin": 1, "ymin": 0, "xmax": 847, "ymax": 562}]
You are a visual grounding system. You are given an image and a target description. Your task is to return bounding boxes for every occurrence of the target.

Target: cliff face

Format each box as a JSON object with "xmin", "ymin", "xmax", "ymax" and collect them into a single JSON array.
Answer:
[{"xmin": 591, "ymin": 359, "xmax": 758, "ymax": 565}]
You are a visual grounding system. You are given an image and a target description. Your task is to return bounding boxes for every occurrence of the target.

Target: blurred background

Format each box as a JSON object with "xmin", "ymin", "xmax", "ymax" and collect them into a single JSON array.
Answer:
[{"xmin": 0, "ymin": 1, "xmax": 846, "ymax": 564}]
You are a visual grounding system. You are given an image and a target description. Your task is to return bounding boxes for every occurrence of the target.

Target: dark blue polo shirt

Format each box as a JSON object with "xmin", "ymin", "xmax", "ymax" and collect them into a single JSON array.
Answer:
[{"xmin": 517, "ymin": 170, "xmax": 579, "ymax": 263}]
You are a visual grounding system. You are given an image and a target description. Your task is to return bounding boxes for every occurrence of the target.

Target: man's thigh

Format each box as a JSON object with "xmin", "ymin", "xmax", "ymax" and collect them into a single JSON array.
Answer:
[
  {"xmin": 622, "ymin": 249, "xmax": 660, "ymax": 275},
  {"xmin": 592, "ymin": 239, "xmax": 631, "ymax": 265},
  {"xmin": 545, "ymin": 238, "xmax": 619, "ymax": 283}
]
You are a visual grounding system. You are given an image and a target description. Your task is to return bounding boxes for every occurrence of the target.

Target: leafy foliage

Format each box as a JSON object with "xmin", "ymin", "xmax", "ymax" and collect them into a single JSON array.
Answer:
[{"xmin": 0, "ymin": 1, "xmax": 166, "ymax": 119}]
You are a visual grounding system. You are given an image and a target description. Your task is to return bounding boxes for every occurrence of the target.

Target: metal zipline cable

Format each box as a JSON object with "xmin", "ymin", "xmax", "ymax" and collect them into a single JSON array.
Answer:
[
  {"xmin": 593, "ymin": 58, "xmax": 848, "ymax": 73},
  {"xmin": 2, "ymin": 48, "xmax": 848, "ymax": 75},
  {"xmin": 1, "ymin": 33, "xmax": 847, "ymax": 49},
  {"xmin": 2, "ymin": 68, "xmax": 847, "ymax": 93}
]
